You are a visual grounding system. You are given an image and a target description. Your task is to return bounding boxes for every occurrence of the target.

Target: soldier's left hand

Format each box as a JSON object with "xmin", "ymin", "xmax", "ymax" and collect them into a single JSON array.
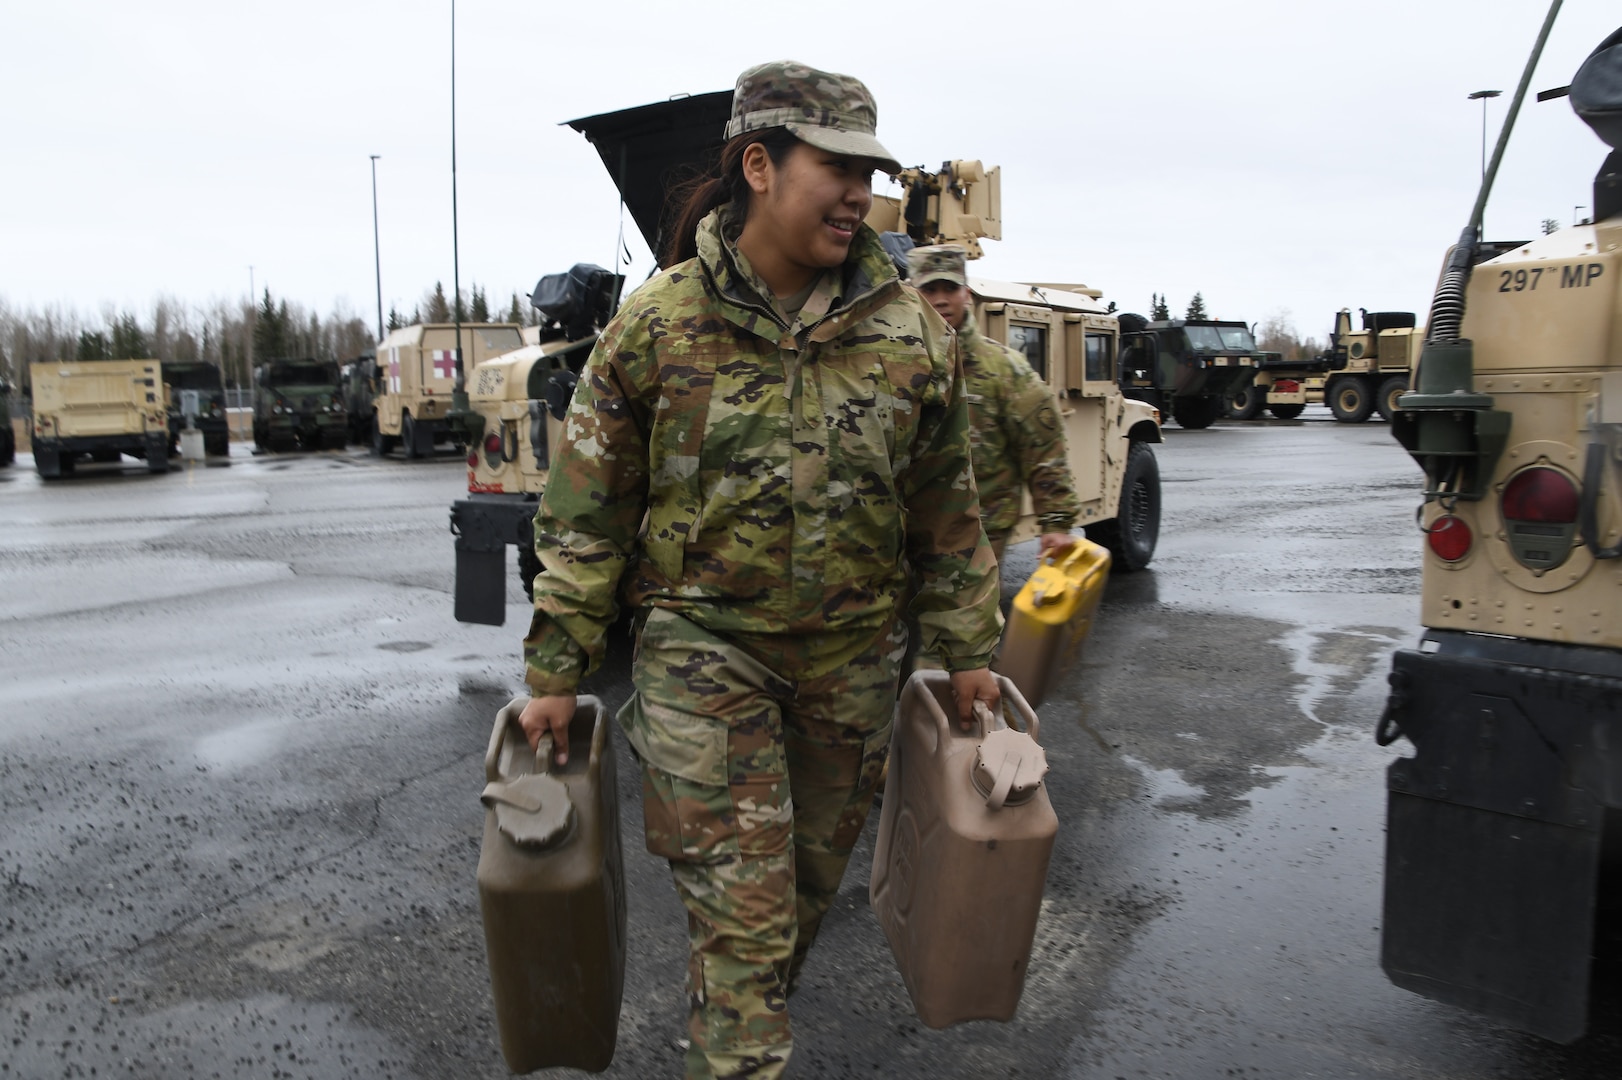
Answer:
[
  {"xmin": 949, "ymin": 667, "xmax": 1000, "ymax": 731},
  {"xmin": 1038, "ymin": 532, "xmax": 1077, "ymax": 558}
]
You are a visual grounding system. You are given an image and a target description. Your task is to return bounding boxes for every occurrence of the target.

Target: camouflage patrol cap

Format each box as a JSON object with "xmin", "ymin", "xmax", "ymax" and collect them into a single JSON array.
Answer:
[
  {"xmin": 726, "ymin": 60, "xmax": 902, "ymax": 175},
  {"xmin": 907, "ymin": 244, "xmax": 969, "ymax": 287}
]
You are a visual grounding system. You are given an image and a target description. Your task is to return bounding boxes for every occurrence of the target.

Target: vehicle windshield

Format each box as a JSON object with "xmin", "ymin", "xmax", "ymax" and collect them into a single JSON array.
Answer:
[
  {"xmin": 167, "ymin": 365, "xmax": 222, "ymax": 390},
  {"xmin": 1183, "ymin": 325, "xmax": 1256, "ymax": 352},
  {"xmin": 270, "ymin": 363, "xmax": 337, "ymax": 386}
]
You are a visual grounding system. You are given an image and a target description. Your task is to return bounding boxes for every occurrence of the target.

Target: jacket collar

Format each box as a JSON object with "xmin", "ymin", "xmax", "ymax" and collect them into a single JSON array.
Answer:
[{"xmin": 695, "ymin": 206, "xmax": 902, "ymax": 347}]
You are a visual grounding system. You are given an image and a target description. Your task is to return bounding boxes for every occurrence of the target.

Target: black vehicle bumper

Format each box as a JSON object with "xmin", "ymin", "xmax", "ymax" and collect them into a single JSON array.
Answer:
[
  {"xmin": 1379, "ymin": 630, "xmax": 1622, "ymax": 1042},
  {"xmin": 450, "ymin": 493, "xmax": 540, "ymax": 625}
]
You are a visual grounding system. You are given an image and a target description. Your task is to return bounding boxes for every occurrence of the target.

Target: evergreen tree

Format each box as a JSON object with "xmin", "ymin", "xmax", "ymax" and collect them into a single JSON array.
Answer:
[
  {"xmin": 254, "ymin": 290, "xmax": 290, "ymax": 360},
  {"xmin": 76, "ymin": 330, "xmax": 110, "ymax": 360},
  {"xmin": 1150, "ymin": 293, "xmax": 1170, "ymax": 320},
  {"xmin": 1185, "ymin": 292, "xmax": 1208, "ymax": 320},
  {"xmin": 426, "ymin": 283, "xmax": 451, "ymax": 322},
  {"xmin": 387, "ymin": 306, "xmax": 403, "ymax": 331},
  {"xmin": 506, "ymin": 292, "xmax": 525, "ymax": 325},
  {"xmin": 110, "ymin": 312, "xmax": 150, "ymax": 358},
  {"xmin": 471, "ymin": 285, "xmax": 489, "ymax": 322}
]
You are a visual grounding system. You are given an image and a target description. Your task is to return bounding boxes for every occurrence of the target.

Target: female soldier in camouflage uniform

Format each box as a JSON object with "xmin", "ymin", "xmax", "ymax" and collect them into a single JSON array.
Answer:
[{"xmin": 518, "ymin": 60, "xmax": 1003, "ymax": 1079}]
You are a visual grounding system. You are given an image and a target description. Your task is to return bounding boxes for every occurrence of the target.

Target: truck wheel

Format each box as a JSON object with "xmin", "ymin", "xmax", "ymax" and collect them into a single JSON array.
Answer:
[
  {"xmin": 1269, "ymin": 403, "xmax": 1305, "ymax": 420},
  {"xmin": 402, "ymin": 413, "xmax": 421, "ymax": 460},
  {"xmin": 1172, "ymin": 396, "xmax": 1221, "ymax": 430},
  {"xmin": 1226, "ymin": 382, "xmax": 1264, "ymax": 420},
  {"xmin": 0, "ymin": 431, "xmax": 13, "ymax": 466},
  {"xmin": 371, "ymin": 414, "xmax": 396, "ymax": 458},
  {"xmin": 1376, "ymin": 376, "xmax": 1408, "ymax": 422},
  {"xmin": 205, "ymin": 433, "xmax": 229, "ymax": 457},
  {"xmin": 1328, "ymin": 377, "xmax": 1375, "ymax": 422},
  {"xmin": 1092, "ymin": 442, "xmax": 1160, "ymax": 572}
]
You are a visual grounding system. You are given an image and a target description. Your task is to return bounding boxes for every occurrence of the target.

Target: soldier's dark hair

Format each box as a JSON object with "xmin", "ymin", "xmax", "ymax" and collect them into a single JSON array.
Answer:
[{"xmin": 665, "ymin": 128, "xmax": 800, "ymax": 267}]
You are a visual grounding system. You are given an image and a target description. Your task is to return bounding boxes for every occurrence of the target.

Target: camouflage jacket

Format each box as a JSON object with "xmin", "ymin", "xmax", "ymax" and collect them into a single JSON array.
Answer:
[
  {"xmin": 523, "ymin": 208, "xmax": 1002, "ymax": 693},
  {"xmin": 958, "ymin": 312, "xmax": 1080, "ymax": 536}
]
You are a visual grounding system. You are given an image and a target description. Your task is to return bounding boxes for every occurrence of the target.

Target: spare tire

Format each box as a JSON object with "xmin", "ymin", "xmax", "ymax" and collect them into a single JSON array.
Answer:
[{"xmin": 1117, "ymin": 312, "xmax": 1149, "ymax": 334}]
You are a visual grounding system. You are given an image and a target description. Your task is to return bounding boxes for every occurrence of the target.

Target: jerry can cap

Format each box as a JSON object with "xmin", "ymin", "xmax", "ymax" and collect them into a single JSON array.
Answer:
[
  {"xmin": 971, "ymin": 727, "xmax": 1049, "ymax": 808},
  {"xmin": 481, "ymin": 773, "xmax": 575, "ymax": 849}
]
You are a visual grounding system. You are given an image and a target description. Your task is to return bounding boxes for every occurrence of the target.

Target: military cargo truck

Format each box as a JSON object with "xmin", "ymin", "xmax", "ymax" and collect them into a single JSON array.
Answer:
[
  {"xmin": 0, "ymin": 376, "xmax": 15, "ymax": 466},
  {"xmin": 252, "ymin": 358, "xmax": 346, "ymax": 452},
  {"xmin": 29, "ymin": 359, "xmax": 170, "ymax": 478},
  {"xmin": 1375, "ymin": 20, "xmax": 1622, "ymax": 1043},
  {"xmin": 451, "ymin": 92, "xmax": 1162, "ymax": 624},
  {"xmin": 340, "ymin": 352, "xmax": 378, "ymax": 444},
  {"xmin": 162, "ymin": 361, "xmax": 230, "ymax": 456},
  {"xmin": 371, "ymin": 323, "xmax": 523, "ymax": 458},
  {"xmin": 1116, "ymin": 316, "xmax": 1264, "ymax": 429},
  {"xmin": 1322, "ymin": 308, "xmax": 1424, "ymax": 422}
]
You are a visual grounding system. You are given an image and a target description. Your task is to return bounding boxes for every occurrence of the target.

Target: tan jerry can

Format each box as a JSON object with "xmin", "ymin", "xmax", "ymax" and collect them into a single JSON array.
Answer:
[
  {"xmin": 476, "ymin": 697, "xmax": 626, "ymax": 1074},
  {"xmin": 997, "ymin": 539, "xmax": 1111, "ymax": 708},
  {"xmin": 870, "ymin": 671, "xmax": 1058, "ymax": 1028}
]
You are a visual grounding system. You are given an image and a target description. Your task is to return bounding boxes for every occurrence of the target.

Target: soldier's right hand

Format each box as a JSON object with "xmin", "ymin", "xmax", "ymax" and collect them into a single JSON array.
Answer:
[{"xmin": 519, "ymin": 694, "xmax": 577, "ymax": 766}]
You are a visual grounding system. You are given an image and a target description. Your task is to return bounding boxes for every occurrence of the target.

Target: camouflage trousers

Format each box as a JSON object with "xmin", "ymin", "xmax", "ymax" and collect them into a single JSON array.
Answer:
[{"xmin": 619, "ymin": 607, "xmax": 903, "ymax": 1080}]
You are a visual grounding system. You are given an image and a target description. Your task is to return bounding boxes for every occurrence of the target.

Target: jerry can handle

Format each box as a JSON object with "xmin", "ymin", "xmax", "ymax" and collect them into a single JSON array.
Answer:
[
  {"xmin": 984, "ymin": 755, "xmax": 1019, "ymax": 810},
  {"xmin": 906, "ymin": 672, "xmax": 1041, "ymax": 744},
  {"xmin": 486, "ymin": 697, "xmax": 554, "ymax": 783}
]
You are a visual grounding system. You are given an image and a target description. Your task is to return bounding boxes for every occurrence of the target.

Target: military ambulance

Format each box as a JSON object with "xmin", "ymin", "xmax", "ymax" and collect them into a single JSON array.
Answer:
[
  {"xmin": 29, "ymin": 359, "xmax": 170, "ymax": 478},
  {"xmin": 371, "ymin": 323, "xmax": 522, "ymax": 458},
  {"xmin": 451, "ymin": 92, "xmax": 1162, "ymax": 624},
  {"xmin": 1376, "ymin": 21, "xmax": 1622, "ymax": 1043}
]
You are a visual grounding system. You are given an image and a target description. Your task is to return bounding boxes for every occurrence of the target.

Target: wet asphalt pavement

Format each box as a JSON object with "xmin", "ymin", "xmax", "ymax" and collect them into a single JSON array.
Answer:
[{"xmin": 3, "ymin": 410, "xmax": 1620, "ymax": 1079}]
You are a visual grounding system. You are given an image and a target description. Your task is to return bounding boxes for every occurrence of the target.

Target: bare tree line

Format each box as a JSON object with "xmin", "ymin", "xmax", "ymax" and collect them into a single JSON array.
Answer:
[{"xmin": 0, "ymin": 283, "xmax": 540, "ymax": 395}]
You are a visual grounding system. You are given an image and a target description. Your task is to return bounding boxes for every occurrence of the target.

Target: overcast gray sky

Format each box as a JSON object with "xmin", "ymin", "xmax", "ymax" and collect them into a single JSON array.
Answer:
[{"xmin": 3, "ymin": 0, "xmax": 1615, "ymax": 343}]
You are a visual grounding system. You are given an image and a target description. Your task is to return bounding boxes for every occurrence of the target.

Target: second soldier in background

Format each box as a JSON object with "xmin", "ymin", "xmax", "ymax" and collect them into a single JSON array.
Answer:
[{"xmin": 908, "ymin": 244, "xmax": 1080, "ymax": 574}]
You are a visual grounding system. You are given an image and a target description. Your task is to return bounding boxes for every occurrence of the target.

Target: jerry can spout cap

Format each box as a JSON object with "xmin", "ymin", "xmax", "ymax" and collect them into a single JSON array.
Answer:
[
  {"xmin": 971, "ymin": 727, "xmax": 1049, "ymax": 809},
  {"xmin": 482, "ymin": 772, "xmax": 575, "ymax": 848}
]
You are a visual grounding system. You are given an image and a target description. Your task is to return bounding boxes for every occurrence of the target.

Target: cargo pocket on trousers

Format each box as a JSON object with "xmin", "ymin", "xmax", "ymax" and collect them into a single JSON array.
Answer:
[{"xmin": 621, "ymin": 693, "xmax": 728, "ymax": 864}]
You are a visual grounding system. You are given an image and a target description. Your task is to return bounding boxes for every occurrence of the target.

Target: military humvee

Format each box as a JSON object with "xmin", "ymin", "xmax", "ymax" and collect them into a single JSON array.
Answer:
[
  {"xmin": 1374, "ymin": 20, "xmax": 1622, "ymax": 1043},
  {"xmin": 371, "ymin": 323, "xmax": 523, "ymax": 458},
  {"xmin": 30, "ymin": 359, "xmax": 170, "ymax": 478},
  {"xmin": 162, "ymin": 361, "xmax": 230, "ymax": 457},
  {"xmin": 252, "ymin": 358, "xmax": 346, "ymax": 452},
  {"xmin": 1114, "ymin": 315, "xmax": 1267, "ymax": 429},
  {"xmin": 0, "ymin": 376, "xmax": 15, "ymax": 466},
  {"xmin": 451, "ymin": 92, "xmax": 1162, "ymax": 625}
]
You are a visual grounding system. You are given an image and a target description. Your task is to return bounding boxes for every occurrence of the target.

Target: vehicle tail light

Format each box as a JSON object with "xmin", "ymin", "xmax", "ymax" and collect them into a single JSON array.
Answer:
[
  {"xmin": 1500, "ymin": 465, "xmax": 1579, "ymax": 570},
  {"xmin": 484, "ymin": 434, "xmax": 502, "ymax": 454},
  {"xmin": 466, "ymin": 450, "xmax": 479, "ymax": 467},
  {"xmin": 1426, "ymin": 514, "xmax": 1471, "ymax": 562}
]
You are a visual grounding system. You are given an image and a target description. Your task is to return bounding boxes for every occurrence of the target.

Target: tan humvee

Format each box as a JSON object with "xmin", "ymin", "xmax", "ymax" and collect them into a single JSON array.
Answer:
[
  {"xmin": 1375, "ymin": 21, "xmax": 1622, "ymax": 1044},
  {"xmin": 29, "ymin": 359, "xmax": 170, "ymax": 478},
  {"xmin": 371, "ymin": 322, "xmax": 523, "ymax": 458}
]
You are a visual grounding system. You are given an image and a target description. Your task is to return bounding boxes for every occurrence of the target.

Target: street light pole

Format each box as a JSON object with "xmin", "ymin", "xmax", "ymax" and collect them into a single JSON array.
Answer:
[
  {"xmin": 370, "ymin": 154, "xmax": 384, "ymax": 343},
  {"xmin": 1468, "ymin": 89, "xmax": 1502, "ymax": 181}
]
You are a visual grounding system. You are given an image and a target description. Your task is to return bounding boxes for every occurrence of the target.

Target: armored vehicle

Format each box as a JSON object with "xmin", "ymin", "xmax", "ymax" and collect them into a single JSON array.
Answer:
[
  {"xmin": 1116, "ymin": 316, "xmax": 1265, "ymax": 429},
  {"xmin": 451, "ymin": 93, "xmax": 1162, "ymax": 625},
  {"xmin": 252, "ymin": 358, "xmax": 345, "ymax": 452},
  {"xmin": 29, "ymin": 358, "xmax": 169, "ymax": 478},
  {"xmin": 1375, "ymin": 19, "xmax": 1622, "ymax": 1043},
  {"xmin": 339, "ymin": 352, "xmax": 379, "ymax": 444},
  {"xmin": 0, "ymin": 376, "xmax": 15, "ymax": 466},
  {"xmin": 161, "ymin": 361, "xmax": 229, "ymax": 456},
  {"xmin": 371, "ymin": 324, "xmax": 522, "ymax": 458}
]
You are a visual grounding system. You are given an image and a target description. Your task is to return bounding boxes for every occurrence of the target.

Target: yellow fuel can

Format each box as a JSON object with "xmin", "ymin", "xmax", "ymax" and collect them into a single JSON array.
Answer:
[{"xmin": 997, "ymin": 539, "xmax": 1111, "ymax": 707}]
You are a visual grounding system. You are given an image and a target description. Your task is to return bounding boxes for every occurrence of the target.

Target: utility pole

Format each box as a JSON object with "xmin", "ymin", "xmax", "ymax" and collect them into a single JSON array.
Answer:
[
  {"xmin": 450, "ymin": 0, "xmax": 466, "ymax": 418},
  {"xmin": 370, "ymin": 155, "xmax": 384, "ymax": 344}
]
